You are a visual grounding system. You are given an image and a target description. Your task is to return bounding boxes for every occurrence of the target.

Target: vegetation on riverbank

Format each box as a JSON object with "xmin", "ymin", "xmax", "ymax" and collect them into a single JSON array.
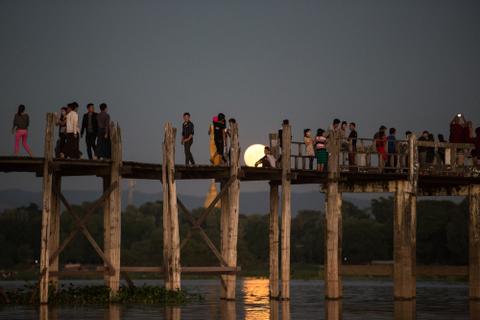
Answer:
[{"xmin": 0, "ymin": 283, "xmax": 200, "ymax": 305}]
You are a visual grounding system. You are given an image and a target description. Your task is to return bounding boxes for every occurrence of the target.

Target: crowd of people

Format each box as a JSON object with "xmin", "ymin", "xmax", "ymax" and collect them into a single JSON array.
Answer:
[
  {"xmin": 12, "ymin": 103, "xmax": 113, "ymax": 160},
  {"xmin": 10, "ymin": 106, "xmax": 480, "ymax": 171}
]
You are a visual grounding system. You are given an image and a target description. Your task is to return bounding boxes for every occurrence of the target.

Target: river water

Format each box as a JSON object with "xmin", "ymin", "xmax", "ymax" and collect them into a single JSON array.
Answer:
[{"xmin": 0, "ymin": 278, "xmax": 474, "ymax": 319}]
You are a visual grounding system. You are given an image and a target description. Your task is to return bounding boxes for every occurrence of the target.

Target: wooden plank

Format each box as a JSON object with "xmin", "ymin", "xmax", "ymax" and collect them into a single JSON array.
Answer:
[
  {"xmin": 39, "ymin": 113, "xmax": 55, "ymax": 304},
  {"xmin": 162, "ymin": 123, "xmax": 181, "ymax": 291},
  {"xmin": 324, "ymin": 129, "xmax": 342, "ymax": 300},
  {"xmin": 280, "ymin": 124, "xmax": 292, "ymax": 300},
  {"xmin": 48, "ymin": 175, "xmax": 61, "ymax": 289},
  {"xmin": 223, "ymin": 122, "xmax": 241, "ymax": 300},
  {"xmin": 269, "ymin": 183, "xmax": 280, "ymax": 299},
  {"xmin": 469, "ymin": 184, "xmax": 480, "ymax": 299}
]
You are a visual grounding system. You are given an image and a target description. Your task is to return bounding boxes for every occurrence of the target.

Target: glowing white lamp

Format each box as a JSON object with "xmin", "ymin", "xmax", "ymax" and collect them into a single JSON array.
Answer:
[{"xmin": 244, "ymin": 144, "xmax": 266, "ymax": 167}]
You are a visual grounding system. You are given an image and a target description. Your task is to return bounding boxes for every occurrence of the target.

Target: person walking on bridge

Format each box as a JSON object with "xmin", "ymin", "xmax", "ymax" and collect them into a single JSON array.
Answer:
[
  {"xmin": 65, "ymin": 103, "xmax": 80, "ymax": 159},
  {"xmin": 96, "ymin": 103, "xmax": 111, "ymax": 159},
  {"xmin": 181, "ymin": 112, "xmax": 195, "ymax": 166},
  {"xmin": 81, "ymin": 103, "xmax": 98, "ymax": 160},
  {"xmin": 12, "ymin": 104, "xmax": 33, "ymax": 157}
]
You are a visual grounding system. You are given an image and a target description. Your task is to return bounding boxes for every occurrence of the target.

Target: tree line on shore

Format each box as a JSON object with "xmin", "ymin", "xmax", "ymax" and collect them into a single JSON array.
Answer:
[{"xmin": 0, "ymin": 197, "xmax": 468, "ymax": 271}]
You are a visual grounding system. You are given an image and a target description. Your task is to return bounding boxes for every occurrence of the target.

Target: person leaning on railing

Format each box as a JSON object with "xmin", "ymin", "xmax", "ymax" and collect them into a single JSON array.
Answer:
[{"xmin": 470, "ymin": 127, "xmax": 480, "ymax": 168}]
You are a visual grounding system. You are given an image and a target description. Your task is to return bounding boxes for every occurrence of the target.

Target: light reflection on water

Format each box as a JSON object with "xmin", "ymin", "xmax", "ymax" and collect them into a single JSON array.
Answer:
[{"xmin": 0, "ymin": 278, "xmax": 471, "ymax": 319}]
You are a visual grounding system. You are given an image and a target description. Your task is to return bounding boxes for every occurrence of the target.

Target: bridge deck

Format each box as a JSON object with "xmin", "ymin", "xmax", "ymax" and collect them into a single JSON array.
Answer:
[{"xmin": 0, "ymin": 156, "xmax": 478, "ymax": 195}]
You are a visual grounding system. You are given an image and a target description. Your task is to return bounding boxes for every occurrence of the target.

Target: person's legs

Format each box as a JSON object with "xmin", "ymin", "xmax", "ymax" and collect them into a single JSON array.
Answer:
[
  {"xmin": 20, "ymin": 130, "xmax": 33, "ymax": 157},
  {"xmin": 97, "ymin": 129, "xmax": 105, "ymax": 158},
  {"xmin": 14, "ymin": 130, "xmax": 21, "ymax": 155},
  {"xmin": 86, "ymin": 133, "xmax": 97, "ymax": 159},
  {"xmin": 184, "ymin": 140, "xmax": 195, "ymax": 165}
]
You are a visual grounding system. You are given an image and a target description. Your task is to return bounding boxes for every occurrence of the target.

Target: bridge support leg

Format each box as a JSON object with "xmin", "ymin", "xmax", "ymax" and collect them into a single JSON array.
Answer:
[
  {"xmin": 469, "ymin": 185, "xmax": 480, "ymax": 300},
  {"xmin": 222, "ymin": 122, "xmax": 241, "ymax": 300},
  {"xmin": 39, "ymin": 113, "xmax": 55, "ymax": 304},
  {"xmin": 280, "ymin": 124, "xmax": 291, "ymax": 300},
  {"xmin": 269, "ymin": 182, "xmax": 279, "ymax": 299},
  {"xmin": 49, "ymin": 175, "xmax": 62, "ymax": 290},
  {"xmin": 105, "ymin": 124, "xmax": 122, "ymax": 295},
  {"xmin": 162, "ymin": 123, "xmax": 181, "ymax": 291},
  {"xmin": 220, "ymin": 180, "xmax": 230, "ymax": 298},
  {"xmin": 394, "ymin": 180, "xmax": 416, "ymax": 300},
  {"xmin": 325, "ymin": 182, "xmax": 342, "ymax": 299},
  {"xmin": 325, "ymin": 130, "xmax": 342, "ymax": 300}
]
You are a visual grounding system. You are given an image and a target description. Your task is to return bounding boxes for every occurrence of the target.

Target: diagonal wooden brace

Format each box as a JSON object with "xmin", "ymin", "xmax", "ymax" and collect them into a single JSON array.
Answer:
[{"xmin": 45, "ymin": 182, "xmax": 118, "ymax": 274}]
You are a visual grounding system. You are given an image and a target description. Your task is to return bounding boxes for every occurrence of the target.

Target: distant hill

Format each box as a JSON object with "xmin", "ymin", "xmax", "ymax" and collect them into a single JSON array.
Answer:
[{"xmin": 0, "ymin": 189, "xmax": 374, "ymax": 215}]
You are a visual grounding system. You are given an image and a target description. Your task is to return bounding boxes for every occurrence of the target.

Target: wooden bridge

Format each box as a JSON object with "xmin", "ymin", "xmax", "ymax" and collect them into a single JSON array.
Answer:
[{"xmin": 0, "ymin": 113, "xmax": 479, "ymax": 305}]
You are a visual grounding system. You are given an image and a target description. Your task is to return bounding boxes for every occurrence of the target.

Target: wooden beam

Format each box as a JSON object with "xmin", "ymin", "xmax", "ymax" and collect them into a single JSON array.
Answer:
[
  {"xmin": 48, "ymin": 175, "xmax": 61, "ymax": 289},
  {"xmin": 105, "ymin": 124, "xmax": 123, "ymax": 294},
  {"xmin": 269, "ymin": 183, "xmax": 280, "ymax": 299},
  {"xmin": 393, "ymin": 134, "xmax": 418, "ymax": 300},
  {"xmin": 223, "ymin": 122, "xmax": 241, "ymax": 300},
  {"xmin": 57, "ymin": 192, "xmax": 115, "ymax": 274},
  {"xmin": 47, "ymin": 181, "xmax": 117, "ymax": 267},
  {"xmin": 103, "ymin": 175, "xmax": 111, "ymax": 284},
  {"xmin": 39, "ymin": 113, "xmax": 55, "ymax": 304},
  {"xmin": 324, "ymin": 129, "xmax": 342, "ymax": 300},
  {"xmin": 469, "ymin": 184, "xmax": 480, "ymax": 300},
  {"xmin": 280, "ymin": 124, "xmax": 292, "ymax": 300},
  {"xmin": 162, "ymin": 123, "xmax": 181, "ymax": 291},
  {"xmin": 220, "ymin": 179, "xmax": 230, "ymax": 297}
]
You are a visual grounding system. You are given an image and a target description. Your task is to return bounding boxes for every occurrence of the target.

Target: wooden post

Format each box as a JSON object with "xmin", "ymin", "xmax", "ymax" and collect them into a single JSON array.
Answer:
[
  {"xmin": 105, "ymin": 124, "xmax": 122, "ymax": 294},
  {"xmin": 39, "ymin": 113, "xmax": 55, "ymax": 304},
  {"xmin": 324, "ymin": 130, "xmax": 342, "ymax": 299},
  {"xmin": 220, "ymin": 180, "xmax": 230, "ymax": 297},
  {"xmin": 469, "ymin": 184, "xmax": 480, "ymax": 299},
  {"xmin": 394, "ymin": 300, "xmax": 416, "ymax": 320},
  {"xmin": 269, "ymin": 182, "xmax": 279, "ymax": 299},
  {"xmin": 223, "ymin": 122, "xmax": 240, "ymax": 300},
  {"xmin": 103, "ymin": 175, "xmax": 111, "ymax": 284},
  {"xmin": 325, "ymin": 300, "xmax": 342, "ymax": 320},
  {"xmin": 48, "ymin": 175, "xmax": 62, "ymax": 289},
  {"xmin": 280, "ymin": 124, "xmax": 291, "ymax": 300},
  {"xmin": 393, "ymin": 134, "xmax": 418, "ymax": 300},
  {"xmin": 162, "ymin": 123, "xmax": 181, "ymax": 291}
]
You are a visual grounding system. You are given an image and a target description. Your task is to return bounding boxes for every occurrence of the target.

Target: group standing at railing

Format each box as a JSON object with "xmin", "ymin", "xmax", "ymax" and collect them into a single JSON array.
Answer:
[{"xmin": 9, "ymin": 106, "xmax": 480, "ymax": 173}]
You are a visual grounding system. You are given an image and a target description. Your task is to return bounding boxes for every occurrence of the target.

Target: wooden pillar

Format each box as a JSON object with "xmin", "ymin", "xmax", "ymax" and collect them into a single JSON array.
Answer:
[
  {"xmin": 220, "ymin": 300, "xmax": 236, "ymax": 320},
  {"xmin": 105, "ymin": 124, "xmax": 122, "ymax": 294},
  {"xmin": 222, "ymin": 122, "xmax": 240, "ymax": 300},
  {"xmin": 325, "ymin": 300, "xmax": 342, "ymax": 320},
  {"xmin": 324, "ymin": 130, "xmax": 342, "ymax": 300},
  {"xmin": 394, "ymin": 300, "xmax": 416, "ymax": 320},
  {"xmin": 280, "ymin": 124, "xmax": 291, "ymax": 300},
  {"xmin": 162, "ymin": 123, "xmax": 181, "ymax": 291},
  {"xmin": 39, "ymin": 113, "xmax": 55, "ymax": 304},
  {"xmin": 103, "ymin": 175, "xmax": 111, "ymax": 284},
  {"xmin": 48, "ymin": 175, "xmax": 62, "ymax": 289},
  {"xmin": 393, "ymin": 134, "xmax": 418, "ymax": 300},
  {"xmin": 469, "ymin": 184, "xmax": 480, "ymax": 299},
  {"xmin": 269, "ymin": 182, "xmax": 279, "ymax": 299},
  {"xmin": 220, "ymin": 180, "xmax": 230, "ymax": 297}
]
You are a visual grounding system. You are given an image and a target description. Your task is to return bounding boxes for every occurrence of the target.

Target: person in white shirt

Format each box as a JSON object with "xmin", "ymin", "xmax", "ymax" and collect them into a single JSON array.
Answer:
[
  {"xmin": 65, "ymin": 103, "xmax": 80, "ymax": 159},
  {"xmin": 255, "ymin": 146, "xmax": 277, "ymax": 168}
]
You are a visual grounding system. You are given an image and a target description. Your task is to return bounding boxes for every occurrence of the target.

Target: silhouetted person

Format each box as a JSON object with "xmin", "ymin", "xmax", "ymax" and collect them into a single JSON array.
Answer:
[
  {"xmin": 348, "ymin": 122, "xmax": 357, "ymax": 168},
  {"xmin": 436, "ymin": 134, "xmax": 446, "ymax": 165},
  {"xmin": 55, "ymin": 107, "xmax": 67, "ymax": 158},
  {"xmin": 12, "ymin": 104, "xmax": 33, "ymax": 157},
  {"xmin": 81, "ymin": 103, "xmax": 98, "ymax": 160},
  {"xmin": 387, "ymin": 128, "xmax": 397, "ymax": 169},
  {"xmin": 418, "ymin": 130, "xmax": 430, "ymax": 166},
  {"xmin": 213, "ymin": 113, "xmax": 227, "ymax": 162},
  {"xmin": 96, "ymin": 103, "xmax": 111, "ymax": 159},
  {"xmin": 315, "ymin": 128, "xmax": 328, "ymax": 172},
  {"xmin": 181, "ymin": 112, "xmax": 195, "ymax": 166},
  {"xmin": 255, "ymin": 146, "xmax": 276, "ymax": 168}
]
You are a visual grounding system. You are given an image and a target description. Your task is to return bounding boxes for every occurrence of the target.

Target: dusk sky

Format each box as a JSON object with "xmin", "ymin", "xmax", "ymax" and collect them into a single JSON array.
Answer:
[{"xmin": 1, "ymin": 1, "xmax": 479, "ymax": 196}]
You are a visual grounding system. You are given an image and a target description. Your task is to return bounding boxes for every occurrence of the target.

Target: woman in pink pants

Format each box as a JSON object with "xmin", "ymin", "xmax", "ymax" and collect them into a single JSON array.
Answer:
[{"xmin": 12, "ymin": 105, "xmax": 33, "ymax": 157}]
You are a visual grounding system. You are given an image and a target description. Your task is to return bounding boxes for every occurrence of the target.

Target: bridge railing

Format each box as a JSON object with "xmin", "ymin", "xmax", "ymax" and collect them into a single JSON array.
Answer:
[{"xmin": 286, "ymin": 136, "xmax": 477, "ymax": 175}]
